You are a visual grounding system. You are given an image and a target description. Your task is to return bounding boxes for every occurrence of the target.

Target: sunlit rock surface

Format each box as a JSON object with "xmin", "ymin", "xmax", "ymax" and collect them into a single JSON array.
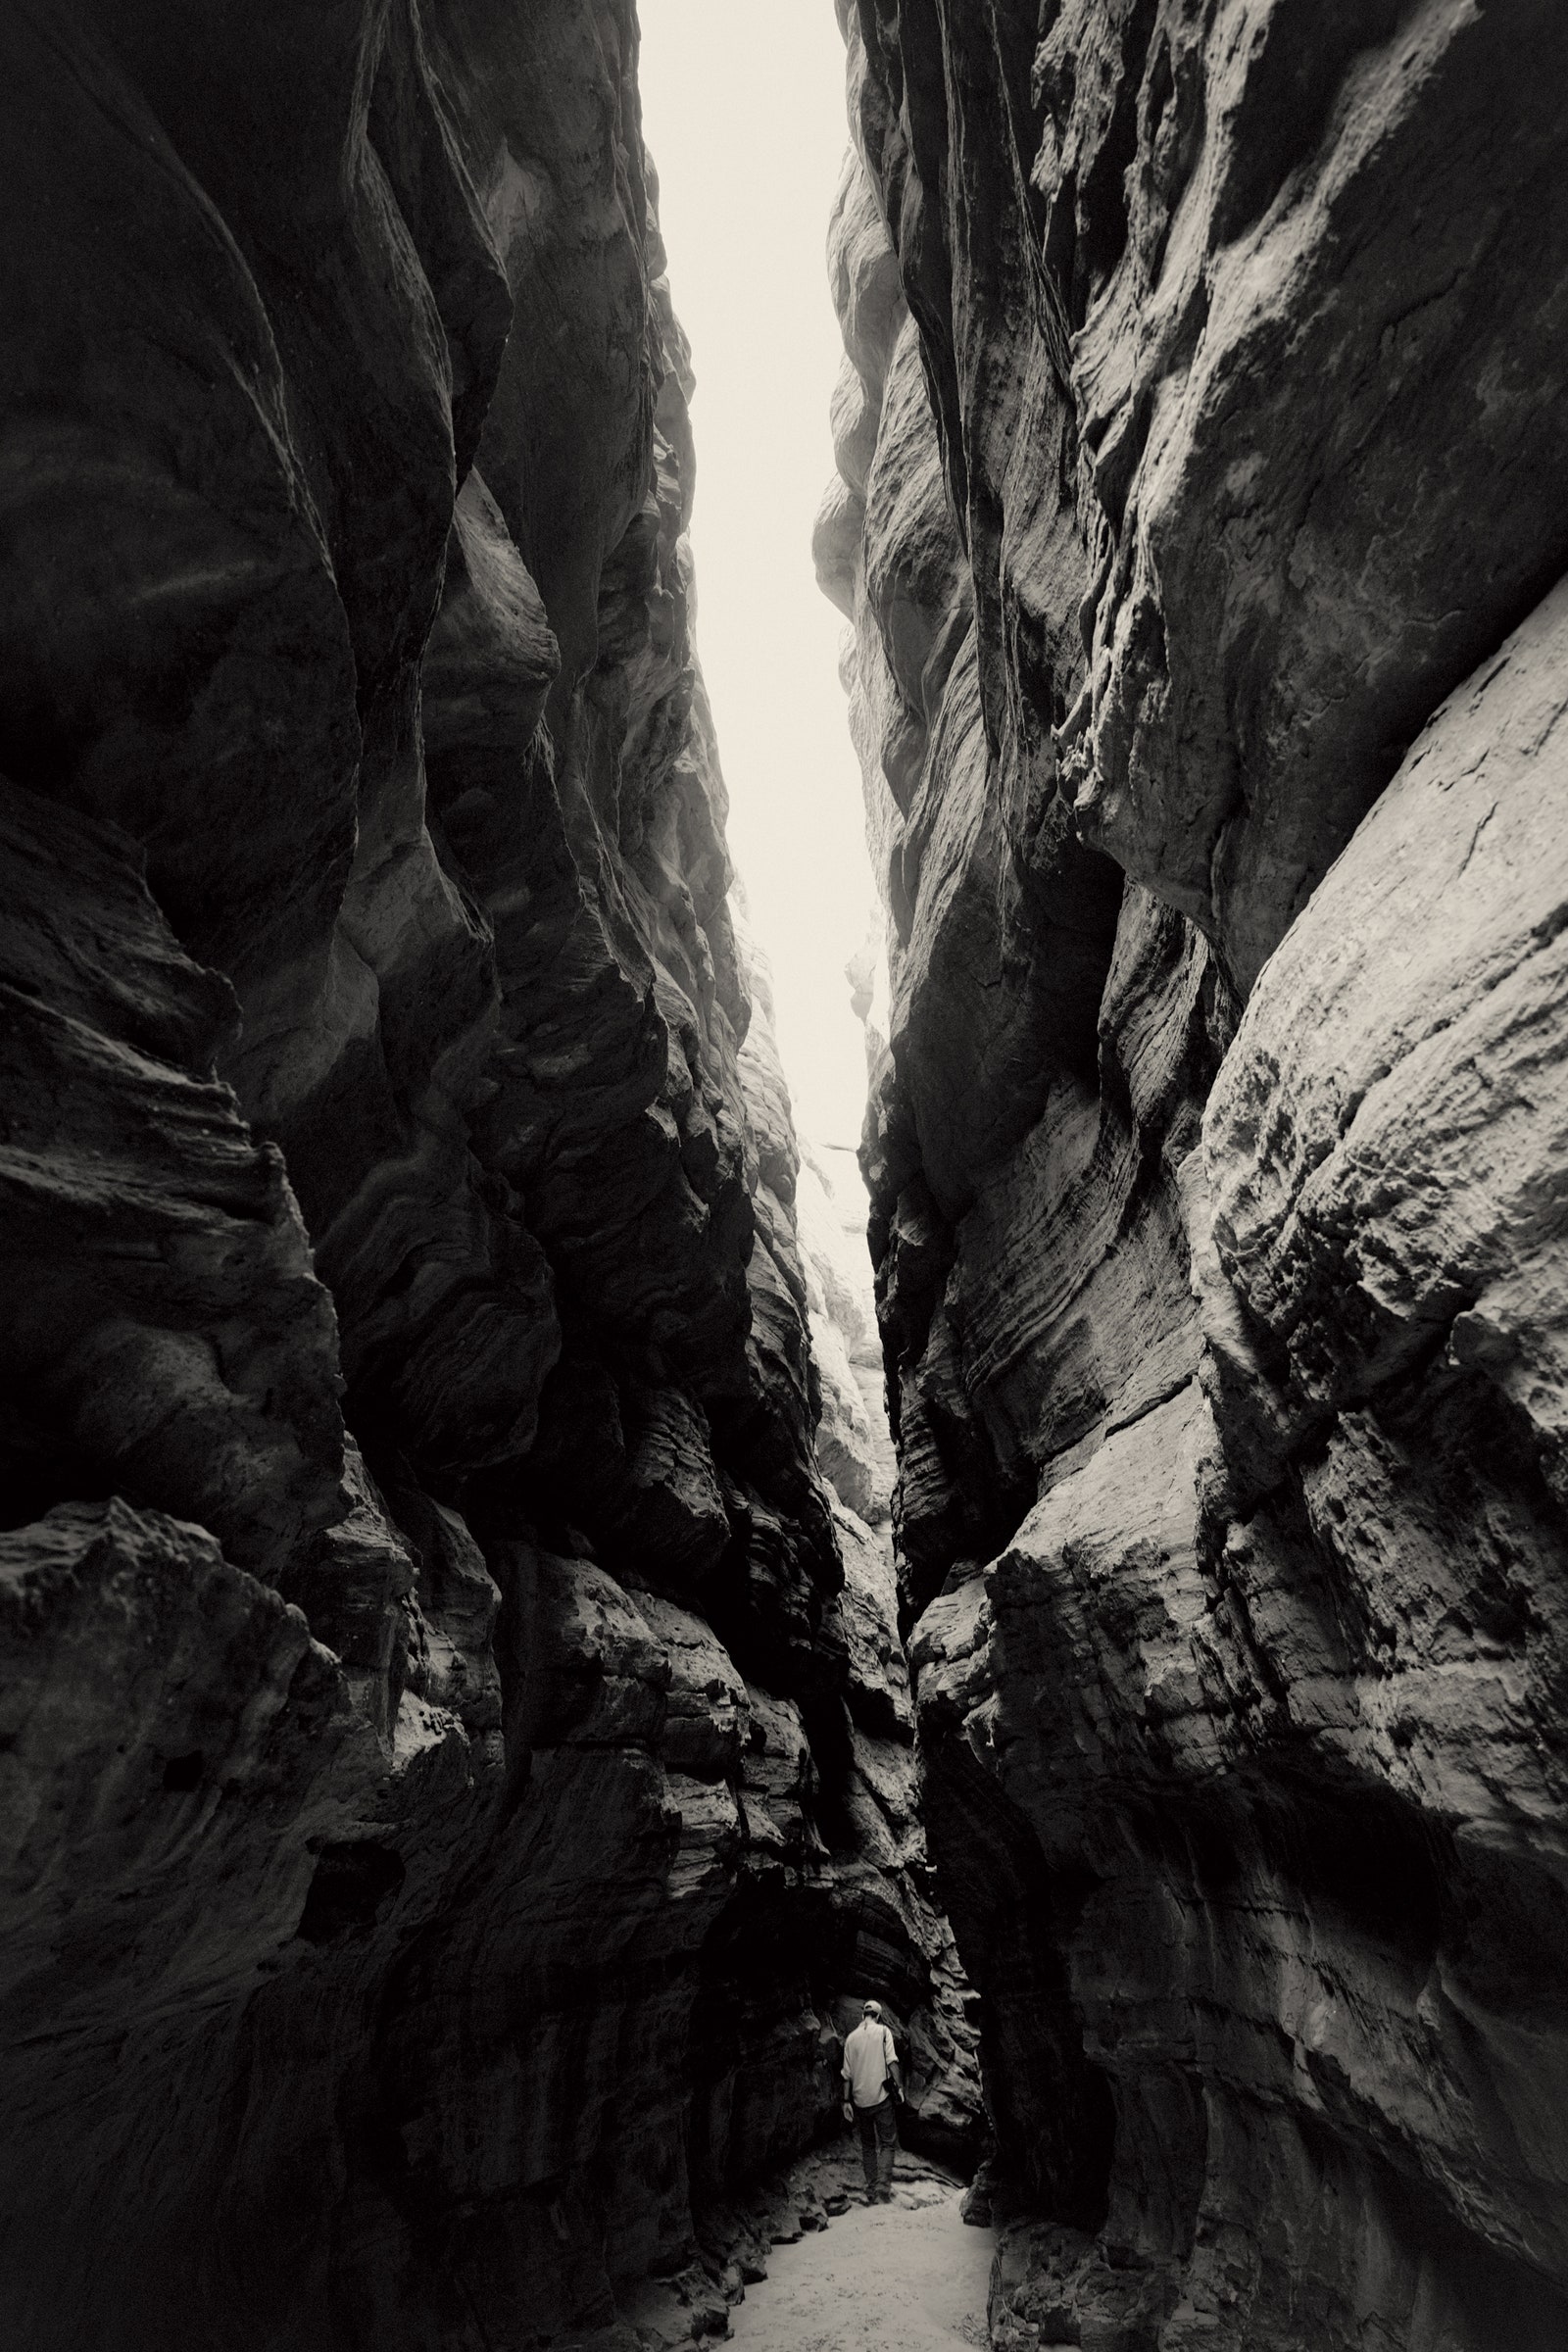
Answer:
[
  {"xmin": 825, "ymin": 2, "xmax": 1568, "ymax": 2345},
  {"xmin": 0, "ymin": 5, "xmax": 978, "ymax": 2345}
]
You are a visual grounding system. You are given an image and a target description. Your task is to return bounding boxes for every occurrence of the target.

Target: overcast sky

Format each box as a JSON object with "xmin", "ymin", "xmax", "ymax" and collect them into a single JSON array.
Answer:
[{"xmin": 637, "ymin": 1, "xmax": 876, "ymax": 1154}]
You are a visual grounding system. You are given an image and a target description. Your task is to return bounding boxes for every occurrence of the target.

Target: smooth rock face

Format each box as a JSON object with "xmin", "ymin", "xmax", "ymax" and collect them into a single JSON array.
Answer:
[
  {"xmin": 828, "ymin": 3, "xmax": 1568, "ymax": 2346},
  {"xmin": 0, "ymin": 6, "xmax": 977, "ymax": 2346}
]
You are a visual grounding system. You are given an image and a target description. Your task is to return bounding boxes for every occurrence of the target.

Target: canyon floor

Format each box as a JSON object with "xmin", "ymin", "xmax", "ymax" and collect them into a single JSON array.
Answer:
[{"xmin": 726, "ymin": 2158, "xmax": 994, "ymax": 2352}]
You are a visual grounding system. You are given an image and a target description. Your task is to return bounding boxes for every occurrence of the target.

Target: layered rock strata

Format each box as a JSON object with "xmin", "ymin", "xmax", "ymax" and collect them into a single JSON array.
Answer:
[
  {"xmin": 821, "ymin": 3, "xmax": 1568, "ymax": 2346},
  {"xmin": 0, "ymin": 6, "xmax": 977, "ymax": 2347}
]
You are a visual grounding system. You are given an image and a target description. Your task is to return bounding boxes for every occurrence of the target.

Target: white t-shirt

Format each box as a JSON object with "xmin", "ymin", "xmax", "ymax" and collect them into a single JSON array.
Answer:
[{"xmin": 842, "ymin": 2020, "xmax": 898, "ymax": 2108}]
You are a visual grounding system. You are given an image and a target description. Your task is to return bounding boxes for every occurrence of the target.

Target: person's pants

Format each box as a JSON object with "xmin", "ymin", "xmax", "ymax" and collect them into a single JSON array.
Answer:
[{"xmin": 855, "ymin": 2095, "xmax": 898, "ymax": 2191}]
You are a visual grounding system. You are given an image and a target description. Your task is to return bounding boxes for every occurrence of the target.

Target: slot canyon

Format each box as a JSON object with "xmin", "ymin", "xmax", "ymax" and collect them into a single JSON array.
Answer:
[{"xmin": 2, "ymin": 4, "xmax": 1566, "ymax": 2350}]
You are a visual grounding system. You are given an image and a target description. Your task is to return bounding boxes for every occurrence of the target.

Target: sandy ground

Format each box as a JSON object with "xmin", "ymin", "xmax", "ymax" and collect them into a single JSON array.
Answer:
[{"xmin": 726, "ymin": 2180, "xmax": 995, "ymax": 2352}]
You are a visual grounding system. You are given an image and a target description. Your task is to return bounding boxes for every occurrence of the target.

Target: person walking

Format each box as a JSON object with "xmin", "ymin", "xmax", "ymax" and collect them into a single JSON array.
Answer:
[{"xmin": 841, "ymin": 1999, "xmax": 902, "ymax": 2204}]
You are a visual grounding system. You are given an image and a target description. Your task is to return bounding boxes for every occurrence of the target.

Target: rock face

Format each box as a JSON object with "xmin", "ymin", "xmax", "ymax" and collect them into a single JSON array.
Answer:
[
  {"xmin": 798, "ymin": 1133, "xmax": 899, "ymax": 1528},
  {"xmin": 0, "ymin": 6, "xmax": 978, "ymax": 2347},
  {"xmin": 823, "ymin": 3, "xmax": 1568, "ymax": 2346}
]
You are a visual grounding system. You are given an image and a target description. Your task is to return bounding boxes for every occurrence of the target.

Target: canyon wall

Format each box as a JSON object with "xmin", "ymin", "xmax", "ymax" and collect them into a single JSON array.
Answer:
[
  {"xmin": 819, "ymin": 2, "xmax": 1568, "ymax": 2346},
  {"xmin": 0, "ymin": 5, "xmax": 977, "ymax": 2347}
]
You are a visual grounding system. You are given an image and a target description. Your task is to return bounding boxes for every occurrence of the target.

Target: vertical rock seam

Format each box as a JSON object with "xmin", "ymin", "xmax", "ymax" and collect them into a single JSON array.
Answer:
[
  {"xmin": 0, "ymin": 6, "xmax": 979, "ymax": 2349},
  {"xmin": 822, "ymin": 2, "xmax": 1568, "ymax": 2348}
]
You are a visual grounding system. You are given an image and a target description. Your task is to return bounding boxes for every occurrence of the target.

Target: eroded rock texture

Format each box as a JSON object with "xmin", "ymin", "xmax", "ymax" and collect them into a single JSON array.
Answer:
[
  {"xmin": 0, "ymin": 5, "xmax": 977, "ymax": 2346},
  {"xmin": 822, "ymin": 3, "xmax": 1568, "ymax": 2345}
]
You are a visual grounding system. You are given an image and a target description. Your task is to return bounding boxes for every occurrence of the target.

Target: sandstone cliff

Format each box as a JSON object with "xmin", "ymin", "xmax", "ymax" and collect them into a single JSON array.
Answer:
[
  {"xmin": 0, "ymin": 6, "xmax": 977, "ymax": 2347},
  {"xmin": 820, "ymin": 3, "xmax": 1568, "ymax": 2346}
]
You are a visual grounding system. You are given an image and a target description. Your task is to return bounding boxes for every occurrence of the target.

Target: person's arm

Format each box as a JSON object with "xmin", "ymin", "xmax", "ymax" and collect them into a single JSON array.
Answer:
[
  {"xmin": 842, "ymin": 2043, "xmax": 855, "ymax": 2121},
  {"xmin": 886, "ymin": 2029, "xmax": 903, "ymax": 2099}
]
